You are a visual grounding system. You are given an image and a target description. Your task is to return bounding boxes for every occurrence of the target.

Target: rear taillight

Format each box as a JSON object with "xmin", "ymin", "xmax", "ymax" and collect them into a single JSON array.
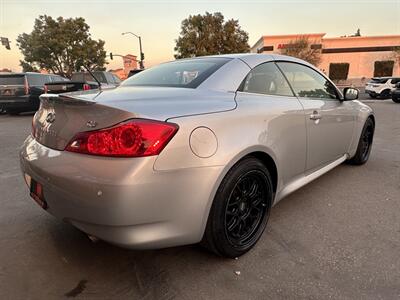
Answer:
[
  {"xmin": 83, "ymin": 84, "xmax": 91, "ymax": 91},
  {"xmin": 65, "ymin": 119, "xmax": 178, "ymax": 157},
  {"xmin": 43, "ymin": 85, "xmax": 48, "ymax": 93},
  {"xmin": 24, "ymin": 77, "xmax": 29, "ymax": 95}
]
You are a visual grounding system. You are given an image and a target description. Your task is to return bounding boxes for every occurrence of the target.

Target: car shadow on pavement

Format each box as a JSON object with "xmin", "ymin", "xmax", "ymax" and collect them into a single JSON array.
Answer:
[{"xmin": 45, "ymin": 219, "xmax": 225, "ymax": 299}]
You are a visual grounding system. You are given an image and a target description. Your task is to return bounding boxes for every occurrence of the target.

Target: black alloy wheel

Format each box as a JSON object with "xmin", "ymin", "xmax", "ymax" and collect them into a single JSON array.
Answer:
[
  {"xmin": 202, "ymin": 157, "xmax": 273, "ymax": 258},
  {"xmin": 224, "ymin": 170, "xmax": 269, "ymax": 247},
  {"xmin": 360, "ymin": 121, "xmax": 374, "ymax": 161},
  {"xmin": 347, "ymin": 117, "xmax": 375, "ymax": 165}
]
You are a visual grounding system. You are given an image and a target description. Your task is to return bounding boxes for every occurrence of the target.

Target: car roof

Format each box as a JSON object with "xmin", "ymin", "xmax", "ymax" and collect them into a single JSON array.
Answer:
[
  {"xmin": 195, "ymin": 53, "xmax": 312, "ymax": 69},
  {"xmin": 195, "ymin": 53, "xmax": 324, "ymax": 92},
  {"xmin": 372, "ymin": 77, "xmax": 400, "ymax": 80}
]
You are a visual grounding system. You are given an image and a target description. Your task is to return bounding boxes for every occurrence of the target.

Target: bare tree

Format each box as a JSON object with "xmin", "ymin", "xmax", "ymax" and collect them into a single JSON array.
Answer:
[
  {"xmin": 393, "ymin": 47, "xmax": 400, "ymax": 70},
  {"xmin": 280, "ymin": 36, "xmax": 322, "ymax": 66}
]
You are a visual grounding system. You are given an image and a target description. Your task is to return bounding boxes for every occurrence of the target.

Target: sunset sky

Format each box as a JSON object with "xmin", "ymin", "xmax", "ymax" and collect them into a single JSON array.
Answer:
[{"xmin": 1, "ymin": 0, "xmax": 399, "ymax": 72}]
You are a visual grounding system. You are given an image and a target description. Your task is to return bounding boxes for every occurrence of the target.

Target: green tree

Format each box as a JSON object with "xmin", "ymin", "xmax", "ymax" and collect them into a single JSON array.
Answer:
[
  {"xmin": 174, "ymin": 12, "xmax": 250, "ymax": 59},
  {"xmin": 280, "ymin": 36, "xmax": 322, "ymax": 66},
  {"xmin": 20, "ymin": 61, "xmax": 39, "ymax": 73},
  {"xmin": 17, "ymin": 15, "xmax": 107, "ymax": 77}
]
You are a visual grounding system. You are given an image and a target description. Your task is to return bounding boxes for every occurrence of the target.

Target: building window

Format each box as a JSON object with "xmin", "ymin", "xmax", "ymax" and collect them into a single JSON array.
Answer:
[
  {"xmin": 374, "ymin": 61, "xmax": 394, "ymax": 77},
  {"xmin": 310, "ymin": 44, "xmax": 322, "ymax": 50},
  {"xmin": 329, "ymin": 63, "xmax": 350, "ymax": 81},
  {"xmin": 257, "ymin": 46, "xmax": 274, "ymax": 53}
]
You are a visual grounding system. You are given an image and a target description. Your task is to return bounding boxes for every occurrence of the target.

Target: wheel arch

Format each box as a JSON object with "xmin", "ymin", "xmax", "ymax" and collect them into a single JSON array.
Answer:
[
  {"xmin": 348, "ymin": 106, "xmax": 375, "ymax": 159},
  {"xmin": 368, "ymin": 113, "xmax": 375, "ymax": 126},
  {"xmin": 242, "ymin": 151, "xmax": 278, "ymax": 194},
  {"xmin": 380, "ymin": 89, "xmax": 391, "ymax": 97},
  {"xmin": 200, "ymin": 146, "xmax": 279, "ymax": 238}
]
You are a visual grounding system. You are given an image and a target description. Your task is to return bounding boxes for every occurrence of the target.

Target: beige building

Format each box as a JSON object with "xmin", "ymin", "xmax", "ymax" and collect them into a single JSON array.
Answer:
[
  {"xmin": 251, "ymin": 33, "xmax": 400, "ymax": 85},
  {"xmin": 109, "ymin": 54, "xmax": 138, "ymax": 80}
]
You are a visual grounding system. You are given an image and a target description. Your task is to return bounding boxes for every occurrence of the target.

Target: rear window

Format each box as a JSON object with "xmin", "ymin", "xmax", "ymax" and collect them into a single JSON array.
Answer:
[
  {"xmin": 0, "ymin": 75, "xmax": 25, "ymax": 85},
  {"xmin": 27, "ymin": 74, "xmax": 52, "ymax": 86},
  {"xmin": 72, "ymin": 72, "xmax": 107, "ymax": 83},
  {"xmin": 370, "ymin": 78, "xmax": 388, "ymax": 84},
  {"xmin": 51, "ymin": 75, "xmax": 69, "ymax": 82},
  {"xmin": 121, "ymin": 58, "xmax": 231, "ymax": 88}
]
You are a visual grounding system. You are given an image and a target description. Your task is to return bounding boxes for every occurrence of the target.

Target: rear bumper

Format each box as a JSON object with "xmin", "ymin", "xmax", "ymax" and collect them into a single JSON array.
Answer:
[
  {"xmin": 0, "ymin": 96, "xmax": 39, "ymax": 111},
  {"xmin": 19, "ymin": 136, "xmax": 222, "ymax": 249}
]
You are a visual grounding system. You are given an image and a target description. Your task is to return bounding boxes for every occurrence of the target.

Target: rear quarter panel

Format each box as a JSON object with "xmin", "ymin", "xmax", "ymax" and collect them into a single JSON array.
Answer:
[
  {"xmin": 155, "ymin": 93, "xmax": 306, "ymax": 196},
  {"xmin": 155, "ymin": 94, "xmax": 306, "ymax": 233}
]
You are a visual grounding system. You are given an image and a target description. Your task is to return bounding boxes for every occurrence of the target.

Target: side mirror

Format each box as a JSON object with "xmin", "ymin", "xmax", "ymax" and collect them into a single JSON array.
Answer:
[{"xmin": 343, "ymin": 87, "xmax": 359, "ymax": 101}]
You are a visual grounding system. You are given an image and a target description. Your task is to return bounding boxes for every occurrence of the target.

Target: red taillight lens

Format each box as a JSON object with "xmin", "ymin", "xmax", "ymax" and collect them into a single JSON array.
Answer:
[
  {"xmin": 24, "ymin": 76, "xmax": 29, "ymax": 95},
  {"xmin": 65, "ymin": 119, "xmax": 178, "ymax": 157},
  {"xmin": 43, "ymin": 85, "xmax": 48, "ymax": 93},
  {"xmin": 83, "ymin": 84, "xmax": 91, "ymax": 91}
]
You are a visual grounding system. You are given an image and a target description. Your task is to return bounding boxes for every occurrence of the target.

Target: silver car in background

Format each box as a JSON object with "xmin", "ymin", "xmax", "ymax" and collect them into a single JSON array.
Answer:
[{"xmin": 20, "ymin": 54, "xmax": 374, "ymax": 258}]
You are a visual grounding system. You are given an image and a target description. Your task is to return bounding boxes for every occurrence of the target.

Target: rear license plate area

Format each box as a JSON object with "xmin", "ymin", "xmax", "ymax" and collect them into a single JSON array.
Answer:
[{"xmin": 0, "ymin": 89, "xmax": 16, "ymax": 96}]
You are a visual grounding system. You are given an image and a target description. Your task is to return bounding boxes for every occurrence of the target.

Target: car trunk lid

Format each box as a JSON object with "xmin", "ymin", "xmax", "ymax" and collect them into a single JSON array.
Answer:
[{"xmin": 33, "ymin": 86, "xmax": 236, "ymax": 150}]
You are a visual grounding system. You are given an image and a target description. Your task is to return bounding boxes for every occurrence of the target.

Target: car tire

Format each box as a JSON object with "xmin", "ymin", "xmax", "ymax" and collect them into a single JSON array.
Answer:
[
  {"xmin": 202, "ymin": 157, "xmax": 273, "ymax": 258},
  {"xmin": 392, "ymin": 96, "xmax": 400, "ymax": 103},
  {"xmin": 369, "ymin": 94, "xmax": 377, "ymax": 99},
  {"xmin": 379, "ymin": 89, "xmax": 391, "ymax": 99},
  {"xmin": 347, "ymin": 117, "xmax": 375, "ymax": 165}
]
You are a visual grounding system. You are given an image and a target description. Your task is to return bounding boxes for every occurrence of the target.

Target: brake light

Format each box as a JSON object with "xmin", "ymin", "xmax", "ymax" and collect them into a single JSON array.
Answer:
[
  {"xmin": 43, "ymin": 85, "xmax": 48, "ymax": 93},
  {"xmin": 24, "ymin": 76, "xmax": 29, "ymax": 95},
  {"xmin": 65, "ymin": 119, "xmax": 178, "ymax": 157},
  {"xmin": 83, "ymin": 84, "xmax": 91, "ymax": 91}
]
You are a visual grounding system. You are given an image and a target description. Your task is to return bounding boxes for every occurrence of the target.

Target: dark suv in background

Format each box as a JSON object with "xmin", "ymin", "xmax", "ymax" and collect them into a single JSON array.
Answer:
[
  {"xmin": 0, "ymin": 72, "xmax": 68, "ymax": 115},
  {"xmin": 391, "ymin": 82, "xmax": 400, "ymax": 103},
  {"xmin": 45, "ymin": 71, "xmax": 121, "ymax": 94}
]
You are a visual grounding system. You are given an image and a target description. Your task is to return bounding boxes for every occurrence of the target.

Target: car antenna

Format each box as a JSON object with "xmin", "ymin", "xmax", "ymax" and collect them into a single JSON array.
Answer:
[{"xmin": 82, "ymin": 64, "xmax": 102, "ymax": 91}]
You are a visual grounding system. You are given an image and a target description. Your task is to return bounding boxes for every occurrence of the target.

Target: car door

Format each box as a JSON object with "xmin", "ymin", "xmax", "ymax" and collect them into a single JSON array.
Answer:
[
  {"xmin": 277, "ymin": 61, "xmax": 355, "ymax": 172},
  {"xmin": 235, "ymin": 62, "xmax": 307, "ymax": 186}
]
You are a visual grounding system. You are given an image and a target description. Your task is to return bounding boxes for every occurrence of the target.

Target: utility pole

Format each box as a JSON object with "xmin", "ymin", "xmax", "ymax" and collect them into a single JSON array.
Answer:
[{"xmin": 122, "ymin": 32, "xmax": 144, "ymax": 69}]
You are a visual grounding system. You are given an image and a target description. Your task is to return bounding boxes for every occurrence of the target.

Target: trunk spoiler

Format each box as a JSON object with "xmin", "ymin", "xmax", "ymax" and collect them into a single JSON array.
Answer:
[{"xmin": 39, "ymin": 93, "xmax": 99, "ymax": 105}]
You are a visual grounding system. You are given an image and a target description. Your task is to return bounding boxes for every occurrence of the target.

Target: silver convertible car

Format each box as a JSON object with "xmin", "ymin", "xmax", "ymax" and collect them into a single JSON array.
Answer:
[{"xmin": 20, "ymin": 54, "xmax": 374, "ymax": 257}]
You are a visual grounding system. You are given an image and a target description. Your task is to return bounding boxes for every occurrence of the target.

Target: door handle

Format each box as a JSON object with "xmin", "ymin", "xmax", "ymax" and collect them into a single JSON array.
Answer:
[{"xmin": 310, "ymin": 111, "xmax": 322, "ymax": 120}]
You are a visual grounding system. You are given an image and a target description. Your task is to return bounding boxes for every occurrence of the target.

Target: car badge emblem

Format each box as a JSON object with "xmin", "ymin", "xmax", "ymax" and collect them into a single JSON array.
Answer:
[
  {"xmin": 86, "ymin": 120, "xmax": 97, "ymax": 128},
  {"xmin": 45, "ymin": 112, "xmax": 56, "ymax": 123}
]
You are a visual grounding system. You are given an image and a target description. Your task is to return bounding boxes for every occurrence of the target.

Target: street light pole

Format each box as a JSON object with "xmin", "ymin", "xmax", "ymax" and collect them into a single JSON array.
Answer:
[{"xmin": 122, "ymin": 32, "xmax": 144, "ymax": 69}]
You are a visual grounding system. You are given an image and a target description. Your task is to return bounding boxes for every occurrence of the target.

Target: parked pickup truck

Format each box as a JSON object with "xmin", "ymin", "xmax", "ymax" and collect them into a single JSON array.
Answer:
[{"xmin": 44, "ymin": 71, "xmax": 122, "ymax": 94}]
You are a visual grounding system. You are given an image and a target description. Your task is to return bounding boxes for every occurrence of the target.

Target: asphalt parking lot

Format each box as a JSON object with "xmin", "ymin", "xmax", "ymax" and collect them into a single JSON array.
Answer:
[{"xmin": 0, "ymin": 97, "xmax": 399, "ymax": 299}]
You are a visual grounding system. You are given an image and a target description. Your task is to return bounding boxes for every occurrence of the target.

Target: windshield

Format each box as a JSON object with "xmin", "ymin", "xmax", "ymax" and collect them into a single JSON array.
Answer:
[
  {"xmin": 121, "ymin": 58, "xmax": 231, "ymax": 88},
  {"xmin": 0, "ymin": 75, "xmax": 25, "ymax": 85}
]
